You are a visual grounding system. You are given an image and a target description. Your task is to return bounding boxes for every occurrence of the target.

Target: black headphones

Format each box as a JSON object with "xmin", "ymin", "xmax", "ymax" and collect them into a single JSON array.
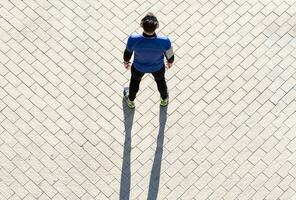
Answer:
[{"xmin": 140, "ymin": 15, "xmax": 159, "ymax": 29}]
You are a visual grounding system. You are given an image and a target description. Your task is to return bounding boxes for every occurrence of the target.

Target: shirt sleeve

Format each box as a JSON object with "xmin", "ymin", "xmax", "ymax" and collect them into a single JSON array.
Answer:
[
  {"xmin": 123, "ymin": 36, "xmax": 134, "ymax": 62},
  {"xmin": 164, "ymin": 38, "xmax": 174, "ymax": 63},
  {"xmin": 126, "ymin": 36, "xmax": 134, "ymax": 52}
]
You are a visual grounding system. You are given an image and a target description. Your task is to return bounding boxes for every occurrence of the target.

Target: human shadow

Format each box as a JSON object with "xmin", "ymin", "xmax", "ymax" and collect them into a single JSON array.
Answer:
[
  {"xmin": 119, "ymin": 94, "xmax": 135, "ymax": 200},
  {"xmin": 147, "ymin": 105, "xmax": 168, "ymax": 200}
]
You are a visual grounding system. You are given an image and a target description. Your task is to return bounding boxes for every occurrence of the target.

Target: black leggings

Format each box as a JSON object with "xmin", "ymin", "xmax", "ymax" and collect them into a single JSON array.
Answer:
[{"xmin": 128, "ymin": 65, "xmax": 168, "ymax": 101}]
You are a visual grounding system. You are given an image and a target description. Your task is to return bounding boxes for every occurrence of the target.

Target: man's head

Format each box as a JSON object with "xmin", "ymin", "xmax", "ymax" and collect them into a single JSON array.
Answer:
[{"xmin": 140, "ymin": 12, "xmax": 159, "ymax": 34}]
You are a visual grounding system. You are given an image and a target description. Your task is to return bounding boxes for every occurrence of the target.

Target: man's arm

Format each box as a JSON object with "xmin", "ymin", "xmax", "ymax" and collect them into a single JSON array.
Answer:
[
  {"xmin": 165, "ymin": 46, "xmax": 174, "ymax": 63},
  {"xmin": 123, "ymin": 36, "xmax": 134, "ymax": 69},
  {"xmin": 123, "ymin": 49, "xmax": 133, "ymax": 62}
]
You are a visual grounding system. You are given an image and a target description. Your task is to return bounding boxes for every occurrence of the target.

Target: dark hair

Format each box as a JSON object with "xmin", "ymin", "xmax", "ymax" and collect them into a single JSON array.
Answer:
[{"xmin": 141, "ymin": 12, "xmax": 158, "ymax": 33}]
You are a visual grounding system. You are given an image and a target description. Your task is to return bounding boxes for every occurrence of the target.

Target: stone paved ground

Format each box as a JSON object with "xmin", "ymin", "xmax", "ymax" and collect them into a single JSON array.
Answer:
[{"xmin": 0, "ymin": 0, "xmax": 296, "ymax": 199}]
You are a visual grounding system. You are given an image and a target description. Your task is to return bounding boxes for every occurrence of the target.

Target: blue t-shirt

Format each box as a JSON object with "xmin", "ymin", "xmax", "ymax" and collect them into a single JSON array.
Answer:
[{"xmin": 126, "ymin": 33, "xmax": 172, "ymax": 73}]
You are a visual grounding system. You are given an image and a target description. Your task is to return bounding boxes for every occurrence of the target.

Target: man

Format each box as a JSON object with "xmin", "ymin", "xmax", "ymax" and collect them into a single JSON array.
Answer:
[{"xmin": 123, "ymin": 12, "xmax": 174, "ymax": 109}]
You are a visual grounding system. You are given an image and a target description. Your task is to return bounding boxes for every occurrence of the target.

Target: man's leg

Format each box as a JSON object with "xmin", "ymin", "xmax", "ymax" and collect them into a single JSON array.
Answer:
[
  {"xmin": 152, "ymin": 66, "xmax": 168, "ymax": 100},
  {"xmin": 129, "ymin": 65, "xmax": 144, "ymax": 101}
]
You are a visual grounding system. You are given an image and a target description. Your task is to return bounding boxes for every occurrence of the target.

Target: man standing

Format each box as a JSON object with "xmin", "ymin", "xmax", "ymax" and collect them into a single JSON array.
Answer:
[{"xmin": 123, "ymin": 12, "xmax": 174, "ymax": 109}]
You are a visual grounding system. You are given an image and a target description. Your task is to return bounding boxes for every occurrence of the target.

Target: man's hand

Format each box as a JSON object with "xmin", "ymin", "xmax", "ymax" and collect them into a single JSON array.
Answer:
[
  {"xmin": 124, "ymin": 61, "xmax": 131, "ymax": 69},
  {"xmin": 166, "ymin": 62, "xmax": 173, "ymax": 69}
]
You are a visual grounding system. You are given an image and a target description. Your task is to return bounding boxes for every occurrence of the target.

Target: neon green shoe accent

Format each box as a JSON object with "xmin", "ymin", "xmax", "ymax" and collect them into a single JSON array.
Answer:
[
  {"xmin": 126, "ymin": 97, "xmax": 135, "ymax": 109},
  {"xmin": 160, "ymin": 98, "xmax": 168, "ymax": 107}
]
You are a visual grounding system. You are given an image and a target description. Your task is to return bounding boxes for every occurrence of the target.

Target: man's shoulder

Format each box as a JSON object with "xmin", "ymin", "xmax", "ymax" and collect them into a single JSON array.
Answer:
[
  {"xmin": 127, "ymin": 33, "xmax": 143, "ymax": 46},
  {"xmin": 157, "ymin": 35, "xmax": 170, "ymax": 40},
  {"xmin": 156, "ymin": 35, "xmax": 171, "ymax": 49},
  {"xmin": 129, "ymin": 33, "xmax": 143, "ymax": 39},
  {"xmin": 156, "ymin": 35, "xmax": 171, "ymax": 45}
]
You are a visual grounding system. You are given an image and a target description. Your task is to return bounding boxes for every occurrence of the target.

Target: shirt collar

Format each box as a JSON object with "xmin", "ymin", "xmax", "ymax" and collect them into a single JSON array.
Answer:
[{"xmin": 143, "ymin": 32, "xmax": 156, "ymax": 38}]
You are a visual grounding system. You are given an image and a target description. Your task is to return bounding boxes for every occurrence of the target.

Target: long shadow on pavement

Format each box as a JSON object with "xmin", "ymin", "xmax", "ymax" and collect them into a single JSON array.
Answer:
[
  {"xmin": 147, "ymin": 105, "xmax": 168, "ymax": 200},
  {"xmin": 119, "ymin": 97, "xmax": 135, "ymax": 200},
  {"xmin": 120, "ymin": 97, "xmax": 167, "ymax": 200}
]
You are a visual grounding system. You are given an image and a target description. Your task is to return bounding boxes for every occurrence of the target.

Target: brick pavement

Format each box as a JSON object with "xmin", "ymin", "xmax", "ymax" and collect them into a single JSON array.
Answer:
[{"xmin": 0, "ymin": 0, "xmax": 296, "ymax": 199}]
